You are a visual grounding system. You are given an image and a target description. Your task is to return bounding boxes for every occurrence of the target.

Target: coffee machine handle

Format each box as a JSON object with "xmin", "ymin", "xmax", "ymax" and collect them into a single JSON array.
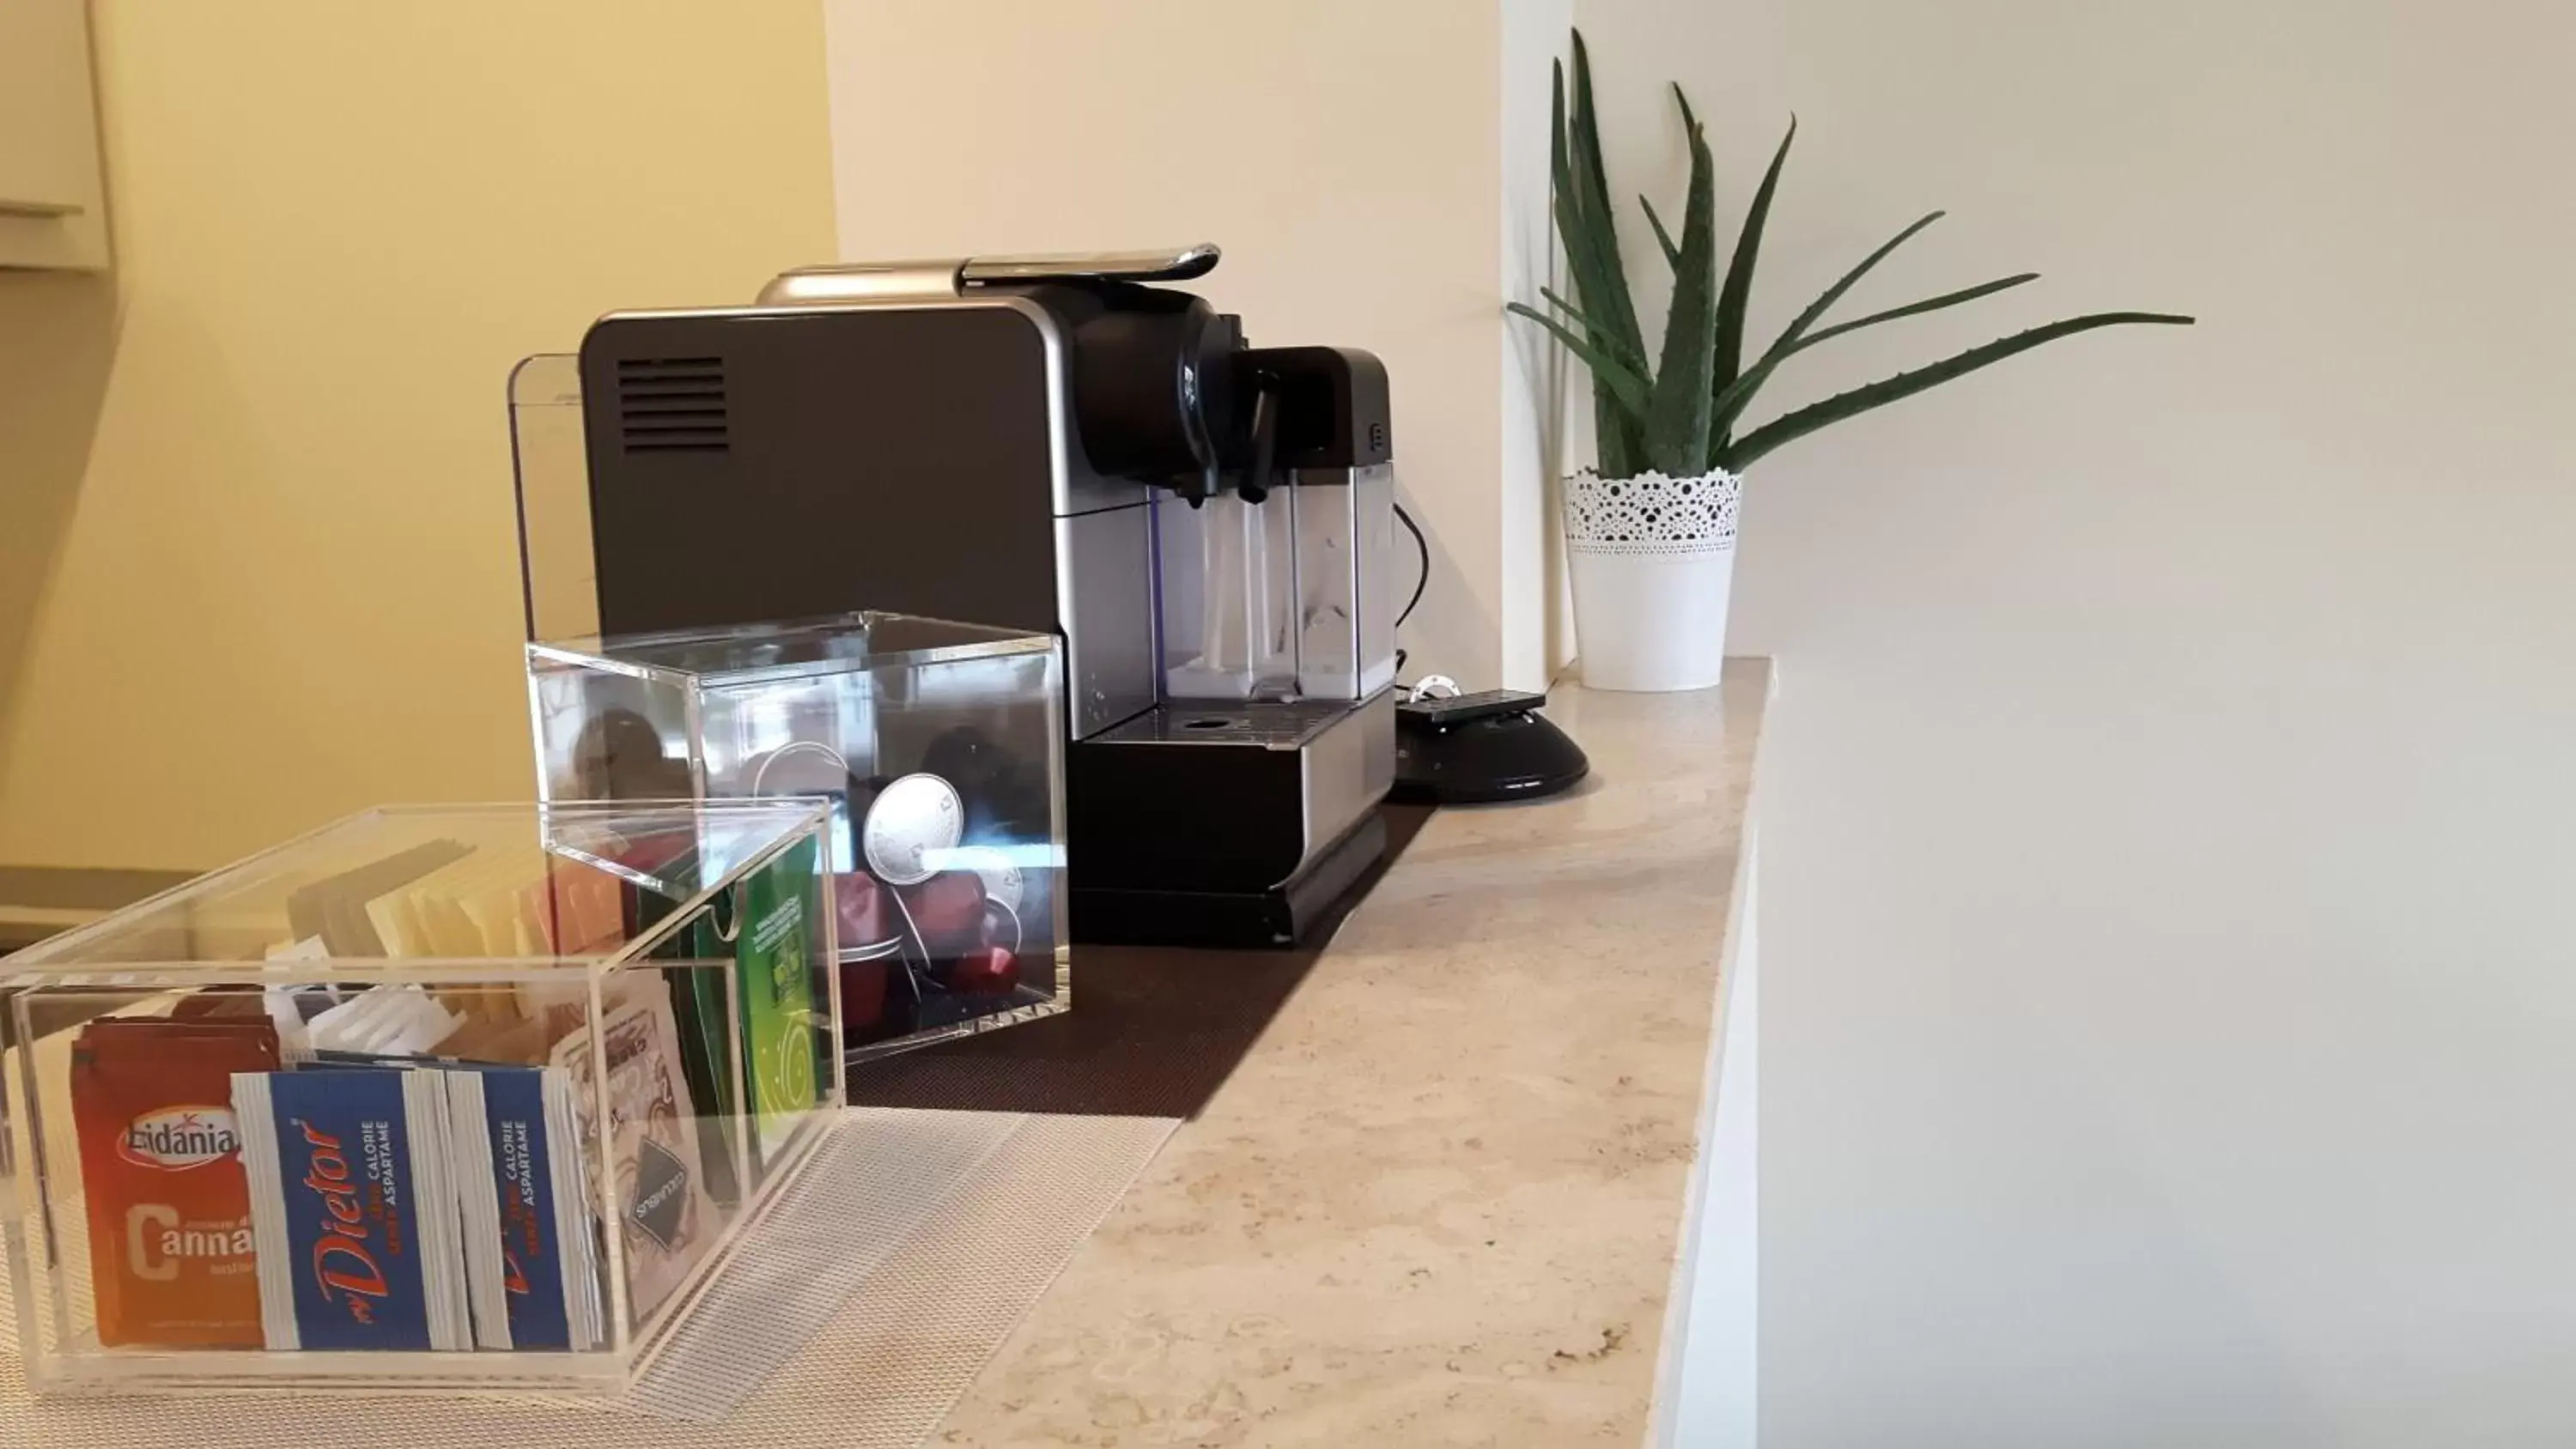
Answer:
[
  {"xmin": 960, "ymin": 244, "xmax": 1220, "ymax": 285},
  {"xmin": 758, "ymin": 246, "xmax": 1221, "ymax": 306}
]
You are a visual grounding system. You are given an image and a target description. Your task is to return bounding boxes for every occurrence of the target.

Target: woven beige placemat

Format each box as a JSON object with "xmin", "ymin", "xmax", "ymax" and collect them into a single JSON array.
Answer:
[{"xmin": 0, "ymin": 1106, "xmax": 1177, "ymax": 1449}]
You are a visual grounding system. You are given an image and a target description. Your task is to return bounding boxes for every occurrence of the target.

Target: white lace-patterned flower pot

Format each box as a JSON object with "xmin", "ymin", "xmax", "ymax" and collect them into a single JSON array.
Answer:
[{"xmin": 1564, "ymin": 467, "xmax": 1739, "ymax": 693}]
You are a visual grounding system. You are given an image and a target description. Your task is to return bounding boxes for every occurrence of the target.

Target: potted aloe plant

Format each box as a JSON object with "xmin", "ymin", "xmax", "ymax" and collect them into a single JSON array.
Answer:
[{"xmin": 1517, "ymin": 31, "xmax": 2193, "ymax": 691}]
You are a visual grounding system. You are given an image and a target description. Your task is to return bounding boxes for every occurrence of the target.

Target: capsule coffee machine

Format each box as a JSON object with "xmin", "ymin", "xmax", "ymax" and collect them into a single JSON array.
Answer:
[{"xmin": 570, "ymin": 246, "xmax": 1398, "ymax": 947}]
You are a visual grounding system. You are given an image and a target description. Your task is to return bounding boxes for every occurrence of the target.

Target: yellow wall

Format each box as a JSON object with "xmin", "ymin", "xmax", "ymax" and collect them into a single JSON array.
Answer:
[{"xmin": 0, "ymin": 0, "xmax": 836, "ymax": 870}]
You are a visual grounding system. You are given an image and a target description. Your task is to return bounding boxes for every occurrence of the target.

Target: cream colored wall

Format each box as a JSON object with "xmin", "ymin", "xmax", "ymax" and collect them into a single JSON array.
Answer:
[
  {"xmin": 819, "ymin": 0, "xmax": 1534, "ymax": 688},
  {"xmin": 0, "ymin": 0, "xmax": 836, "ymax": 870}
]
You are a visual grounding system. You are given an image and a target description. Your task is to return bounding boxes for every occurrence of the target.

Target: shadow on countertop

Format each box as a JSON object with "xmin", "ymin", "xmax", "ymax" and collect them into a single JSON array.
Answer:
[{"xmin": 844, "ymin": 803, "xmax": 1433, "ymax": 1121}]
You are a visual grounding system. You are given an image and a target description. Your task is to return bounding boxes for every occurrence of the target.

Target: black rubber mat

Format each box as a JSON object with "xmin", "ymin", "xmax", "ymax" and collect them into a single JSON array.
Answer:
[{"xmin": 844, "ymin": 804, "xmax": 1432, "ymax": 1119}]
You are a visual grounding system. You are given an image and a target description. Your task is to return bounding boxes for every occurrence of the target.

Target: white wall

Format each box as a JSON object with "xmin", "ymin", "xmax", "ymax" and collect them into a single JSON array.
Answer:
[
  {"xmin": 818, "ymin": 0, "xmax": 1563, "ymax": 688},
  {"xmin": 1577, "ymin": 0, "xmax": 2576, "ymax": 1443}
]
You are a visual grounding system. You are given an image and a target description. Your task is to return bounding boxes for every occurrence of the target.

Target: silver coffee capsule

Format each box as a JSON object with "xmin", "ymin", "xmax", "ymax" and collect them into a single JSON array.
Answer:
[
  {"xmin": 947, "ymin": 844, "xmax": 1026, "ymax": 913},
  {"xmin": 862, "ymin": 773, "xmax": 963, "ymax": 886}
]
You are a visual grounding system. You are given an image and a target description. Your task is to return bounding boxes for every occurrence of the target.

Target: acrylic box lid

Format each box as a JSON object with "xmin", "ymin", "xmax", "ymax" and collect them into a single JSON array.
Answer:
[
  {"xmin": 526, "ymin": 611, "xmax": 1056, "ymax": 691},
  {"xmin": 1, "ymin": 801, "xmax": 829, "ymax": 979}
]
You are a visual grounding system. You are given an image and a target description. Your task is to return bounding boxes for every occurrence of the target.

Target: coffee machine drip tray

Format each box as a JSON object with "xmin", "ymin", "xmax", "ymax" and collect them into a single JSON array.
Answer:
[
  {"xmin": 1096, "ymin": 699, "xmax": 1359, "ymax": 747},
  {"xmin": 1069, "ymin": 692, "xmax": 1397, "ymax": 948}
]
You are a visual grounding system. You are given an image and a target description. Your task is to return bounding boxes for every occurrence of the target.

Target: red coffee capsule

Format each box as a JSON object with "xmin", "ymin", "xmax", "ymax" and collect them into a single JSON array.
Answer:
[{"xmin": 949, "ymin": 944, "xmax": 1019, "ymax": 996}]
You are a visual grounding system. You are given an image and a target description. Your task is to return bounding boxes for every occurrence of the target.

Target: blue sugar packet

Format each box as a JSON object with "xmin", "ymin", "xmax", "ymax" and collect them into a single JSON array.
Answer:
[
  {"xmin": 232, "ymin": 1068, "xmax": 471, "ymax": 1351},
  {"xmin": 445, "ymin": 1065, "xmax": 601, "ymax": 1351}
]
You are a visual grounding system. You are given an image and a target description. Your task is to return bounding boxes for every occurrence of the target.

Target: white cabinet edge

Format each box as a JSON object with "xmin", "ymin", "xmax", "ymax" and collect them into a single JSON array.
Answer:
[
  {"xmin": 0, "ymin": 0, "xmax": 112, "ymax": 271},
  {"xmin": 1649, "ymin": 818, "xmax": 1761, "ymax": 1446}
]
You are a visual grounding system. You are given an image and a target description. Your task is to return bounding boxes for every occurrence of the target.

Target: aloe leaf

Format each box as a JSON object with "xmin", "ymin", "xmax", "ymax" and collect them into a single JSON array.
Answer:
[
  {"xmin": 1797, "ymin": 273, "xmax": 2040, "ymax": 349},
  {"xmin": 1552, "ymin": 59, "xmax": 1569, "ymax": 200},
  {"xmin": 1566, "ymin": 31, "xmax": 1643, "ymax": 355},
  {"xmin": 1596, "ymin": 413, "xmax": 1642, "ymax": 480},
  {"xmin": 1771, "ymin": 211, "xmax": 1944, "ymax": 357},
  {"xmin": 1554, "ymin": 174, "xmax": 1648, "ymax": 471},
  {"xmin": 1548, "ymin": 67, "xmax": 1614, "ymax": 343},
  {"xmin": 1640, "ymin": 196, "xmax": 1681, "ymax": 270},
  {"xmin": 1552, "ymin": 182, "xmax": 1633, "ymax": 354},
  {"xmin": 1552, "ymin": 58, "xmax": 1625, "ymax": 464},
  {"xmin": 1509, "ymin": 302, "xmax": 1654, "ymax": 415},
  {"xmin": 1547, "ymin": 70, "xmax": 1625, "ymax": 359},
  {"xmin": 1540, "ymin": 287, "xmax": 1649, "ymax": 370},
  {"xmin": 1552, "ymin": 58, "xmax": 1570, "ymax": 223},
  {"xmin": 1708, "ymin": 272, "xmax": 2040, "ymax": 452},
  {"xmin": 1709, "ymin": 210, "xmax": 1941, "ymax": 465},
  {"xmin": 1714, "ymin": 118, "xmax": 1795, "ymax": 391},
  {"xmin": 1558, "ymin": 31, "xmax": 1647, "ymax": 476},
  {"xmin": 1716, "ymin": 312, "xmax": 2196, "ymax": 473},
  {"xmin": 1643, "ymin": 96, "xmax": 1720, "ymax": 476}
]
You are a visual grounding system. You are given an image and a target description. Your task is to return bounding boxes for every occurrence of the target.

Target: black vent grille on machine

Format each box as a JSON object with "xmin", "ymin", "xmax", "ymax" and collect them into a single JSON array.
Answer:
[{"xmin": 617, "ymin": 356, "xmax": 729, "ymax": 452}]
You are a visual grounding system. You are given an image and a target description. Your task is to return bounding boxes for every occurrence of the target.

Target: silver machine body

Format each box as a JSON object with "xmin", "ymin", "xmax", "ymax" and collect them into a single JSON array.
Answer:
[{"xmin": 574, "ymin": 246, "xmax": 1401, "ymax": 945}]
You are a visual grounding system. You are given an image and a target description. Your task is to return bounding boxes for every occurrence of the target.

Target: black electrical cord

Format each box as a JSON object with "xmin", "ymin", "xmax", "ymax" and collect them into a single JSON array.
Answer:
[
  {"xmin": 1393, "ymin": 501, "xmax": 1431, "ymax": 676},
  {"xmin": 1394, "ymin": 502, "xmax": 1430, "ymax": 627}
]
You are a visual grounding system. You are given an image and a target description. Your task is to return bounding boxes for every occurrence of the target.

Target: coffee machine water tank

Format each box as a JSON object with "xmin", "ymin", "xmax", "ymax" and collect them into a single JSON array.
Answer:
[{"xmin": 1153, "ymin": 352, "xmax": 1399, "ymax": 705}]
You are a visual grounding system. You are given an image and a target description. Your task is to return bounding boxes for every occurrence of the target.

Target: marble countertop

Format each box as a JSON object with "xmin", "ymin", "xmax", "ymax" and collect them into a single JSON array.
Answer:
[{"xmin": 933, "ymin": 661, "xmax": 1771, "ymax": 1447}]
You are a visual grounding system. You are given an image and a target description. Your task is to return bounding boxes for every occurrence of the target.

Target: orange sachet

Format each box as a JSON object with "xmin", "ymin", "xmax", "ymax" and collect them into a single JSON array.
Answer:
[{"xmin": 69, "ymin": 1018, "xmax": 281, "ymax": 1347}]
